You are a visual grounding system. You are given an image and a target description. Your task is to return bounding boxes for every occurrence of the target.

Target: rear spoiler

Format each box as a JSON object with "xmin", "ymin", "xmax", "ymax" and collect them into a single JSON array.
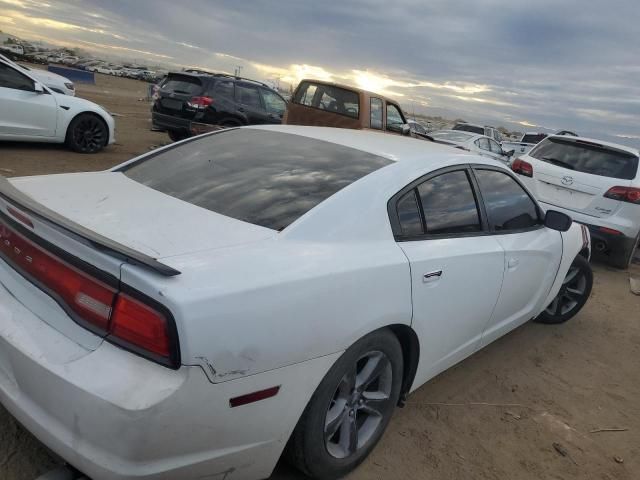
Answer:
[{"xmin": 0, "ymin": 176, "xmax": 181, "ymax": 277}]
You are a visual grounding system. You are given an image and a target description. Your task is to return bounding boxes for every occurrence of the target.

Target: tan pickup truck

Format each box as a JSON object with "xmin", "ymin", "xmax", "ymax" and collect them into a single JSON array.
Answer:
[{"xmin": 284, "ymin": 79, "xmax": 430, "ymax": 139}]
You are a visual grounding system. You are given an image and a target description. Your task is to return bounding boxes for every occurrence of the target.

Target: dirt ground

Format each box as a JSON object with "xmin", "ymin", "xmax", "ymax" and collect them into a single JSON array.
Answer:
[{"xmin": 1, "ymin": 71, "xmax": 639, "ymax": 480}]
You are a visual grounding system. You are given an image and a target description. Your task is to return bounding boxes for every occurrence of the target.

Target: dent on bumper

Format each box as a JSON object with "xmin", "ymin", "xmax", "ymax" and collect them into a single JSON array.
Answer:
[{"xmin": 0, "ymin": 286, "xmax": 339, "ymax": 479}]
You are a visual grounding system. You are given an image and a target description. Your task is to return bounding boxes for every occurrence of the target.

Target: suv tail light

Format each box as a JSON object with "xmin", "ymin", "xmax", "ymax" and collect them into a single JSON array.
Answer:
[
  {"xmin": 0, "ymin": 217, "xmax": 179, "ymax": 368},
  {"xmin": 603, "ymin": 186, "xmax": 640, "ymax": 204},
  {"xmin": 512, "ymin": 158, "xmax": 533, "ymax": 177},
  {"xmin": 187, "ymin": 96, "xmax": 213, "ymax": 109}
]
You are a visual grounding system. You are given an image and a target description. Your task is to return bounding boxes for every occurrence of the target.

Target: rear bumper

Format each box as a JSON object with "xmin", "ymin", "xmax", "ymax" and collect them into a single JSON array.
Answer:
[
  {"xmin": 151, "ymin": 112, "xmax": 193, "ymax": 132},
  {"xmin": 0, "ymin": 280, "xmax": 339, "ymax": 480}
]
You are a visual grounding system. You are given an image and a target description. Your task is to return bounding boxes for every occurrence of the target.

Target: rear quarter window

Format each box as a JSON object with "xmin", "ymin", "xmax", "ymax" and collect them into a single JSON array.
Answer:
[
  {"xmin": 530, "ymin": 138, "xmax": 639, "ymax": 180},
  {"xmin": 122, "ymin": 129, "xmax": 391, "ymax": 230},
  {"xmin": 294, "ymin": 81, "xmax": 359, "ymax": 119}
]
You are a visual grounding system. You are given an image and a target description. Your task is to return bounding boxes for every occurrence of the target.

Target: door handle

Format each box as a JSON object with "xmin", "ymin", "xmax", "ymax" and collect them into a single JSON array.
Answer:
[
  {"xmin": 507, "ymin": 258, "xmax": 520, "ymax": 269},
  {"xmin": 423, "ymin": 270, "xmax": 443, "ymax": 282}
]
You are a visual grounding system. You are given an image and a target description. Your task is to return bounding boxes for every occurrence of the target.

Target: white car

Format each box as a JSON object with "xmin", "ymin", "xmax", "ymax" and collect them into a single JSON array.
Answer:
[
  {"xmin": 431, "ymin": 129, "xmax": 513, "ymax": 164},
  {"xmin": 0, "ymin": 126, "xmax": 592, "ymax": 480},
  {"xmin": 512, "ymin": 134, "xmax": 640, "ymax": 268},
  {"xmin": 0, "ymin": 53, "xmax": 75, "ymax": 96},
  {"xmin": 0, "ymin": 57, "xmax": 114, "ymax": 153},
  {"xmin": 451, "ymin": 122, "xmax": 502, "ymax": 142}
]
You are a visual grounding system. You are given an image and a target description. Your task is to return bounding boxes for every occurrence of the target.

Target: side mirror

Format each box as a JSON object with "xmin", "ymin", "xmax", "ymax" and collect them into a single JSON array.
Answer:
[
  {"xmin": 401, "ymin": 124, "xmax": 411, "ymax": 136},
  {"xmin": 544, "ymin": 210, "xmax": 572, "ymax": 232},
  {"xmin": 34, "ymin": 82, "xmax": 44, "ymax": 93},
  {"xmin": 503, "ymin": 149, "xmax": 515, "ymax": 158}
]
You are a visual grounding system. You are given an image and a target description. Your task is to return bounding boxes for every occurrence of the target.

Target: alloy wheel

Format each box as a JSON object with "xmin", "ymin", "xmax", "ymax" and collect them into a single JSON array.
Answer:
[
  {"xmin": 73, "ymin": 117, "xmax": 106, "ymax": 152},
  {"xmin": 545, "ymin": 265, "xmax": 588, "ymax": 316},
  {"xmin": 324, "ymin": 351, "xmax": 393, "ymax": 459}
]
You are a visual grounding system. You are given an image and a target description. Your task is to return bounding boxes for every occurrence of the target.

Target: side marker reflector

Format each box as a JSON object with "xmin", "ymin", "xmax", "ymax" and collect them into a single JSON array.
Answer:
[{"xmin": 229, "ymin": 386, "xmax": 280, "ymax": 408}]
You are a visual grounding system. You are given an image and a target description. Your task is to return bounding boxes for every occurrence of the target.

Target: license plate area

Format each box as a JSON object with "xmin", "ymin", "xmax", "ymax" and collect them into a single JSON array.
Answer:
[{"xmin": 161, "ymin": 98, "xmax": 183, "ymax": 110}]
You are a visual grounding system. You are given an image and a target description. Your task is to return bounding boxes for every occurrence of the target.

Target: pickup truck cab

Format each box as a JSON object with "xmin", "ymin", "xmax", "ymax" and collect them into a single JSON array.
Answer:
[{"xmin": 284, "ymin": 79, "xmax": 425, "ymax": 138}]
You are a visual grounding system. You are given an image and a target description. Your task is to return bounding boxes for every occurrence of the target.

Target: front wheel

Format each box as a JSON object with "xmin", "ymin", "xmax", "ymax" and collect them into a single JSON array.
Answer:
[
  {"xmin": 167, "ymin": 130, "xmax": 189, "ymax": 142},
  {"xmin": 287, "ymin": 329, "xmax": 403, "ymax": 480},
  {"xmin": 65, "ymin": 114, "xmax": 108, "ymax": 153},
  {"xmin": 535, "ymin": 255, "xmax": 593, "ymax": 324}
]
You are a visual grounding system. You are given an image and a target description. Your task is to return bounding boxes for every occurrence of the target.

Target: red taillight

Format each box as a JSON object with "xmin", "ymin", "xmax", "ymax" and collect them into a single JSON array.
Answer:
[
  {"xmin": 111, "ymin": 294, "xmax": 171, "ymax": 358},
  {"xmin": 604, "ymin": 186, "xmax": 640, "ymax": 204},
  {"xmin": 0, "ymin": 218, "xmax": 178, "ymax": 367},
  {"xmin": 187, "ymin": 96, "xmax": 213, "ymax": 109},
  {"xmin": 0, "ymin": 222, "xmax": 116, "ymax": 331},
  {"xmin": 512, "ymin": 158, "xmax": 533, "ymax": 177}
]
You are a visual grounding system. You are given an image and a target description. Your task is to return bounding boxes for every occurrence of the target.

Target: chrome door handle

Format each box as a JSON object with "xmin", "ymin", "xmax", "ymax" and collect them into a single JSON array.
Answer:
[{"xmin": 423, "ymin": 270, "xmax": 443, "ymax": 282}]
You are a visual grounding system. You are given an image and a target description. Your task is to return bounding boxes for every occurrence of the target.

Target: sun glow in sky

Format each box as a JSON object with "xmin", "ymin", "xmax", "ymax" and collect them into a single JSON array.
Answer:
[{"xmin": 0, "ymin": 0, "xmax": 638, "ymax": 146}]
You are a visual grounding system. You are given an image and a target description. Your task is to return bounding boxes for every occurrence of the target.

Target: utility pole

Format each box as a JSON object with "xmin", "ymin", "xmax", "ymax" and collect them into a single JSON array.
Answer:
[{"xmin": 234, "ymin": 65, "xmax": 243, "ymax": 77}]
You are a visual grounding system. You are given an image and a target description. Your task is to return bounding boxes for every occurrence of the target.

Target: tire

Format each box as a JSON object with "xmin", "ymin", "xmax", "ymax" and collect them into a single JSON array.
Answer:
[
  {"xmin": 609, "ymin": 233, "xmax": 640, "ymax": 269},
  {"xmin": 167, "ymin": 130, "xmax": 189, "ymax": 142},
  {"xmin": 65, "ymin": 114, "xmax": 108, "ymax": 153},
  {"xmin": 535, "ymin": 255, "xmax": 593, "ymax": 324},
  {"xmin": 287, "ymin": 329, "xmax": 403, "ymax": 480}
]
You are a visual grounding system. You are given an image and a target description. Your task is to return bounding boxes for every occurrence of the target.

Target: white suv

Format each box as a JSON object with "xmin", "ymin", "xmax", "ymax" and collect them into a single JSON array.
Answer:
[{"xmin": 512, "ymin": 135, "xmax": 640, "ymax": 268}]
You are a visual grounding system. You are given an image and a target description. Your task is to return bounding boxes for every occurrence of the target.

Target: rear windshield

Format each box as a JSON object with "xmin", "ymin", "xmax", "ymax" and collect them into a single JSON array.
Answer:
[
  {"xmin": 521, "ymin": 134, "xmax": 547, "ymax": 144},
  {"xmin": 294, "ymin": 81, "xmax": 360, "ymax": 119},
  {"xmin": 122, "ymin": 129, "xmax": 391, "ymax": 230},
  {"xmin": 161, "ymin": 75, "xmax": 203, "ymax": 95},
  {"xmin": 530, "ymin": 138, "xmax": 639, "ymax": 180},
  {"xmin": 452, "ymin": 124, "xmax": 484, "ymax": 135}
]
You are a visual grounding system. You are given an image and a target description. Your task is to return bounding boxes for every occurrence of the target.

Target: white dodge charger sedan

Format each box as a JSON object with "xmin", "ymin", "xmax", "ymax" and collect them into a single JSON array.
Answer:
[{"xmin": 0, "ymin": 126, "xmax": 592, "ymax": 480}]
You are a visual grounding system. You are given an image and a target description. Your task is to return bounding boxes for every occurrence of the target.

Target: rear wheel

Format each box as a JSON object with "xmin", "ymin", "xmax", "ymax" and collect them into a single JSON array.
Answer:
[
  {"xmin": 609, "ymin": 233, "xmax": 640, "ymax": 269},
  {"xmin": 65, "ymin": 114, "xmax": 108, "ymax": 153},
  {"xmin": 167, "ymin": 130, "xmax": 189, "ymax": 142},
  {"xmin": 536, "ymin": 255, "xmax": 593, "ymax": 324},
  {"xmin": 287, "ymin": 329, "xmax": 403, "ymax": 480}
]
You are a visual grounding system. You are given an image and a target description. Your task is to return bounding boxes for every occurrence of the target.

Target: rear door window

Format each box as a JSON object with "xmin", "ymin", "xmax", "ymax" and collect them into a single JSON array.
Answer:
[
  {"xmin": 235, "ymin": 84, "xmax": 263, "ymax": 108},
  {"xmin": 417, "ymin": 170, "xmax": 481, "ymax": 235},
  {"xmin": 122, "ymin": 129, "xmax": 391, "ymax": 230},
  {"xmin": 211, "ymin": 80, "xmax": 234, "ymax": 99},
  {"xmin": 475, "ymin": 169, "xmax": 540, "ymax": 231},
  {"xmin": 530, "ymin": 138, "xmax": 639, "ymax": 180},
  {"xmin": 476, "ymin": 138, "xmax": 491, "ymax": 151},
  {"xmin": 294, "ymin": 81, "xmax": 359, "ymax": 119}
]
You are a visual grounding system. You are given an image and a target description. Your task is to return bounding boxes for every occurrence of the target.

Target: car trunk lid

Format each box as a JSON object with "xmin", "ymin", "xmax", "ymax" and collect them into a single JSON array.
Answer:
[
  {"xmin": 528, "ymin": 137, "xmax": 639, "ymax": 218},
  {"xmin": 0, "ymin": 172, "xmax": 274, "ymax": 350}
]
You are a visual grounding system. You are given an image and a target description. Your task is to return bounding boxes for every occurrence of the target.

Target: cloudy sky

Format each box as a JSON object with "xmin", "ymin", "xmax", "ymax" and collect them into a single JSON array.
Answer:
[{"xmin": 1, "ymin": 0, "xmax": 638, "ymax": 146}]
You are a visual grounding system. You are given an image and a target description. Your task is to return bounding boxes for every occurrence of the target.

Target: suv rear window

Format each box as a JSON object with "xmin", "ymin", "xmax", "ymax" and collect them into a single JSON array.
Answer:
[
  {"xmin": 122, "ymin": 129, "xmax": 391, "ymax": 230},
  {"xmin": 530, "ymin": 138, "xmax": 639, "ymax": 180},
  {"xmin": 521, "ymin": 134, "xmax": 547, "ymax": 144},
  {"xmin": 294, "ymin": 81, "xmax": 359, "ymax": 119},
  {"xmin": 161, "ymin": 75, "xmax": 203, "ymax": 95},
  {"xmin": 452, "ymin": 124, "xmax": 484, "ymax": 135}
]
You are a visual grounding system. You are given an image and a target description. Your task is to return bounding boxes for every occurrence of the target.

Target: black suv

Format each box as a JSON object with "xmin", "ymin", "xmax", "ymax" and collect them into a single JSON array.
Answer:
[{"xmin": 152, "ymin": 72, "xmax": 287, "ymax": 141}]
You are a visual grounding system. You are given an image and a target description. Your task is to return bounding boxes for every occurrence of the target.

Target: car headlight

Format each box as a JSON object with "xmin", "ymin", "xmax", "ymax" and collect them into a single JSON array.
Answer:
[{"xmin": 64, "ymin": 82, "xmax": 75, "ymax": 90}]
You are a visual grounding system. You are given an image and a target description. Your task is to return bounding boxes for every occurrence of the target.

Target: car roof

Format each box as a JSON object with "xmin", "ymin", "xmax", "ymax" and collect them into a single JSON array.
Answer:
[
  {"xmin": 543, "ymin": 135, "xmax": 639, "ymax": 157},
  {"xmin": 245, "ymin": 125, "xmax": 503, "ymax": 168},
  {"xmin": 296, "ymin": 78, "xmax": 400, "ymax": 104}
]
